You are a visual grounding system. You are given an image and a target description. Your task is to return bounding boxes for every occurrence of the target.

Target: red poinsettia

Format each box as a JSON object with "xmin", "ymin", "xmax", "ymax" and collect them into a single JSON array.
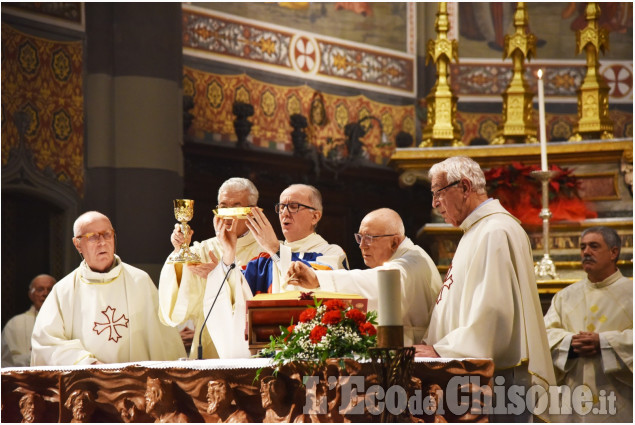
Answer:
[
  {"xmin": 359, "ymin": 322, "xmax": 377, "ymax": 336},
  {"xmin": 321, "ymin": 310, "xmax": 342, "ymax": 325},
  {"xmin": 309, "ymin": 325, "xmax": 328, "ymax": 344},
  {"xmin": 299, "ymin": 308, "xmax": 317, "ymax": 323}
]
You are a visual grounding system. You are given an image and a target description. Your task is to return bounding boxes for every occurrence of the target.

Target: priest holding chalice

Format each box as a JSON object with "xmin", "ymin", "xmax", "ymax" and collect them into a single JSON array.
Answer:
[{"xmin": 157, "ymin": 177, "xmax": 264, "ymax": 359}]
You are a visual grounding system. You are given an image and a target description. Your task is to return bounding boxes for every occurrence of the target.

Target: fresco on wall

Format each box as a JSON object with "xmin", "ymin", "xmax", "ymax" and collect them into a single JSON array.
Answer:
[
  {"xmin": 458, "ymin": 2, "xmax": 633, "ymax": 60},
  {"xmin": 194, "ymin": 2, "xmax": 409, "ymax": 53}
]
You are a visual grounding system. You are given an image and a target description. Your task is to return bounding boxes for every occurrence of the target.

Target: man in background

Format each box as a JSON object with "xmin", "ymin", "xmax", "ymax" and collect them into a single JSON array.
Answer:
[
  {"xmin": 1, "ymin": 274, "xmax": 56, "ymax": 367},
  {"xmin": 287, "ymin": 208, "xmax": 442, "ymax": 346},
  {"xmin": 544, "ymin": 226, "xmax": 632, "ymax": 422}
]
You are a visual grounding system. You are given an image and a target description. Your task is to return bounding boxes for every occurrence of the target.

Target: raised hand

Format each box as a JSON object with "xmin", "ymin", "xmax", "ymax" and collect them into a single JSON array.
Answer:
[
  {"xmin": 214, "ymin": 215, "xmax": 238, "ymax": 265},
  {"xmin": 170, "ymin": 222, "xmax": 193, "ymax": 252},
  {"xmin": 245, "ymin": 207, "xmax": 280, "ymax": 254}
]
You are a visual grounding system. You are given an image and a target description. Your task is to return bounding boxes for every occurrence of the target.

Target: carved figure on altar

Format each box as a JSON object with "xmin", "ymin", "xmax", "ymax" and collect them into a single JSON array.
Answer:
[
  {"xmin": 64, "ymin": 388, "xmax": 96, "ymax": 423},
  {"xmin": 118, "ymin": 397, "xmax": 152, "ymax": 423},
  {"xmin": 206, "ymin": 379, "xmax": 253, "ymax": 423},
  {"xmin": 144, "ymin": 376, "xmax": 188, "ymax": 423},
  {"xmin": 424, "ymin": 384, "xmax": 447, "ymax": 423},
  {"xmin": 18, "ymin": 392, "xmax": 45, "ymax": 423},
  {"xmin": 261, "ymin": 376, "xmax": 303, "ymax": 423}
]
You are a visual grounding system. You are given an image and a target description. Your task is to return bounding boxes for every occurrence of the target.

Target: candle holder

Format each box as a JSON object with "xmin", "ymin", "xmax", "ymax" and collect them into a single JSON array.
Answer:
[
  {"xmin": 377, "ymin": 326, "xmax": 404, "ymax": 348},
  {"xmin": 530, "ymin": 170, "xmax": 559, "ymax": 280},
  {"xmin": 369, "ymin": 346, "xmax": 415, "ymax": 422}
]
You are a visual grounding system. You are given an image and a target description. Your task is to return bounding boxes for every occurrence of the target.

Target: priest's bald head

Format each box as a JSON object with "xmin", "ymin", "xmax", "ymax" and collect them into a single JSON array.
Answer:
[
  {"xmin": 428, "ymin": 156, "xmax": 489, "ymax": 227},
  {"xmin": 72, "ymin": 211, "xmax": 116, "ymax": 272},
  {"xmin": 356, "ymin": 208, "xmax": 406, "ymax": 268}
]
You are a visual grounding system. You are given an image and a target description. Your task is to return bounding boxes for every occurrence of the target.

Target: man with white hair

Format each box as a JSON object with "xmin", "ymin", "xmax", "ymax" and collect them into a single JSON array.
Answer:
[
  {"xmin": 1, "ymin": 274, "xmax": 56, "ymax": 367},
  {"xmin": 158, "ymin": 177, "xmax": 265, "ymax": 358},
  {"xmin": 202, "ymin": 183, "xmax": 348, "ymax": 358},
  {"xmin": 286, "ymin": 208, "xmax": 442, "ymax": 346},
  {"xmin": 31, "ymin": 211, "xmax": 185, "ymax": 365},
  {"xmin": 415, "ymin": 156, "xmax": 556, "ymax": 422}
]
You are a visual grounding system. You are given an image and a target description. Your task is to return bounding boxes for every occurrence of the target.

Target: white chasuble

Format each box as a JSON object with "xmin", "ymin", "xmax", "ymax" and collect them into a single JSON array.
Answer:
[
  {"xmin": 316, "ymin": 237, "xmax": 443, "ymax": 346},
  {"xmin": 544, "ymin": 270, "xmax": 632, "ymax": 422},
  {"xmin": 32, "ymin": 256, "xmax": 185, "ymax": 366},
  {"xmin": 426, "ymin": 200, "xmax": 556, "ymax": 391},
  {"xmin": 1, "ymin": 306, "xmax": 37, "ymax": 367},
  {"xmin": 158, "ymin": 232, "xmax": 262, "ymax": 359}
]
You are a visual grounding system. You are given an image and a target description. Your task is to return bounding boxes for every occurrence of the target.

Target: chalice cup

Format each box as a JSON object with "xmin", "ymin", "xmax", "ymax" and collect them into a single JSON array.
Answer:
[{"xmin": 167, "ymin": 199, "xmax": 201, "ymax": 264}]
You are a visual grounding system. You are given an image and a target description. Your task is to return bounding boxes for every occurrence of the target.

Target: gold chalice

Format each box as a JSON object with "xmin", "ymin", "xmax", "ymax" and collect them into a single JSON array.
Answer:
[{"xmin": 167, "ymin": 199, "xmax": 201, "ymax": 264}]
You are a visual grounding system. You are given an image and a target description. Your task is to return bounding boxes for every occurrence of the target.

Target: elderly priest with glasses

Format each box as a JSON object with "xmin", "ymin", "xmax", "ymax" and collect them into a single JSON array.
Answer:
[
  {"xmin": 286, "ymin": 208, "xmax": 443, "ymax": 346},
  {"xmin": 201, "ymin": 184, "xmax": 349, "ymax": 358},
  {"xmin": 31, "ymin": 211, "xmax": 185, "ymax": 366}
]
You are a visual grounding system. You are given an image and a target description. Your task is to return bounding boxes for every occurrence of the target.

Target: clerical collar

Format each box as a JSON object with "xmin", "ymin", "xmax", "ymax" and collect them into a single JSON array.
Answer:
[
  {"xmin": 79, "ymin": 255, "xmax": 123, "ymax": 284},
  {"xmin": 587, "ymin": 269, "xmax": 622, "ymax": 289}
]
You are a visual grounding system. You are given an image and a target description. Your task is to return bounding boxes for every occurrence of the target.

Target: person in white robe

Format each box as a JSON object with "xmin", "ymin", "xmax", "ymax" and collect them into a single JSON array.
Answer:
[
  {"xmin": 286, "ymin": 208, "xmax": 443, "ymax": 346},
  {"xmin": 158, "ymin": 178, "xmax": 264, "ymax": 359},
  {"xmin": 203, "ymin": 184, "xmax": 348, "ymax": 358},
  {"xmin": 544, "ymin": 226, "xmax": 632, "ymax": 422},
  {"xmin": 1, "ymin": 274, "xmax": 56, "ymax": 367},
  {"xmin": 31, "ymin": 211, "xmax": 185, "ymax": 366},
  {"xmin": 415, "ymin": 156, "xmax": 556, "ymax": 422}
]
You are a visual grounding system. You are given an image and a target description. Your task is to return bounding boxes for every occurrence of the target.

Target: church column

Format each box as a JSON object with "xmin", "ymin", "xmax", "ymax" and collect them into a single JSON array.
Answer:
[{"xmin": 84, "ymin": 4, "xmax": 183, "ymax": 281}]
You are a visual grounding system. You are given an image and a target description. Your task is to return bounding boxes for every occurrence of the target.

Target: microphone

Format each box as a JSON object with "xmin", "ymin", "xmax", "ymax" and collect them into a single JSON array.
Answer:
[{"xmin": 198, "ymin": 262, "xmax": 236, "ymax": 360}]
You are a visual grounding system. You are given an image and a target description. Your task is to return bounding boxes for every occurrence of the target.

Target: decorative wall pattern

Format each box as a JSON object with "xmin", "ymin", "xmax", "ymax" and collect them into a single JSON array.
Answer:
[
  {"xmin": 182, "ymin": 7, "xmax": 415, "ymax": 96},
  {"xmin": 2, "ymin": 3, "xmax": 84, "ymax": 31},
  {"xmin": 184, "ymin": 67, "xmax": 415, "ymax": 165},
  {"xmin": 454, "ymin": 108, "xmax": 632, "ymax": 145},
  {"xmin": 451, "ymin": 62, "xmax": 633, "ymax": 102},
  {"xmin": 1, "ymin": 25, "xmax": 84, "ymax": 194}
]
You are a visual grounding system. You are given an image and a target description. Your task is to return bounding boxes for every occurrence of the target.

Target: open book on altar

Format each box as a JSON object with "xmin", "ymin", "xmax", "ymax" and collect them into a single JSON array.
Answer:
[{"xmin": 245, "ymin": 291, "xmax": 368, "ymax": 350}]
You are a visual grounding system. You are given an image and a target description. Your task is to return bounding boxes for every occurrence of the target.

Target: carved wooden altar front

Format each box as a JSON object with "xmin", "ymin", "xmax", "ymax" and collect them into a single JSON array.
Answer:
[{"xmin": 1, "ymin": 358, "xmax": 494, "ymax": 423}]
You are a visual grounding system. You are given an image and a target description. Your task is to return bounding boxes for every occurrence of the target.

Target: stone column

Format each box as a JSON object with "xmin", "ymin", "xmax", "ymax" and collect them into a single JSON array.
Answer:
[{"xmin": 84, "ymin": 3, "xmax": 183, "ymax": 282}]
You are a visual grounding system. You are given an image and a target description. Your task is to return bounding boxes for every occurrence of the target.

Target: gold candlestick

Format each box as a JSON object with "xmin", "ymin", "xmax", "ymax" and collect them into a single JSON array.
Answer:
[{"xmin": 531, "ymin": 170, "xmax": 559, "ymax": 279}]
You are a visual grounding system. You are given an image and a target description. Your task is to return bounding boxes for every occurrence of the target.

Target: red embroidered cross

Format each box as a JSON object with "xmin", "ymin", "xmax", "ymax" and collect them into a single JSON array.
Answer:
[
  {"xmin": 93, "ymin": 306, "xmax": 129, "ymax": 343},
  {"xmin": 436, "ymin": 264, "xmax": 454, "ymax": 304}
]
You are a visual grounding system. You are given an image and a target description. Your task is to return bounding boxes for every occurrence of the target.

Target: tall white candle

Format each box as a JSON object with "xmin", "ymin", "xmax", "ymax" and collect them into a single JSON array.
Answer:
[
  {"xmin": 537, "ymin": 69, "xmax": 548, "ymax": 171},
  {"xmin": 377, "ymin": 269, "xmax": 402, "ymax": 326}
]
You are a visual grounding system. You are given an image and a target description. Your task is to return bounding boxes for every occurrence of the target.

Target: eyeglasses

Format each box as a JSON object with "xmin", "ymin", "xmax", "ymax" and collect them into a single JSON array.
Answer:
[
  {"xmin": 354, "ymin": 233, "xmax": 396, "ymax": 245},
  {"xmin": 76, "ymin": 229, "xmax": 115, "ymax": 244},
  {"xmin": 274, "ymin": 202, "xmax": 316, "ymax": 214},
  {"xmin": 432, "ymin": 180, "xmax": 460, "ymax": 200}
]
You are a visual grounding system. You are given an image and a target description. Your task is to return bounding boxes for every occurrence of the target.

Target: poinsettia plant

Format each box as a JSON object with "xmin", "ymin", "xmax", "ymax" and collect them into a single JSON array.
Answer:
[
  {"xmin": 484, "ymin": 162, "xmax": 597, "ymax": 225},
  {"xmin": 258, "ymin": 298, "xmax": 378, "ymax": 371}
]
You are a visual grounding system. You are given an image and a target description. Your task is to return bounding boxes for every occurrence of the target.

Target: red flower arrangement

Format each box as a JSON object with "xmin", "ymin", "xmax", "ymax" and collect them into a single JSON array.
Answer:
[
  {"xmin": 484, "ymin": 162, "xmax": 597, "ymax": 225},
  {"xmin": 258, "ymin": 297, "xmax": 378, "ymax": 369}
]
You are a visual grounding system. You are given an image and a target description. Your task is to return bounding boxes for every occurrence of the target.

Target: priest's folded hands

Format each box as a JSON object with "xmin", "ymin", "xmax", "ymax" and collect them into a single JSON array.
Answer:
[{"xmin": 286, "ymin": 261, "xmax": 320, "ymax": 289}]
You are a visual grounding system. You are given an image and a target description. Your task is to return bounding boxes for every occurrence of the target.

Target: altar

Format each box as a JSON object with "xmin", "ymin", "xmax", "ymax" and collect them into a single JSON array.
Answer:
[{"xmin": 1, "ymin": 357, "xmax": 494, "ymax": 423}]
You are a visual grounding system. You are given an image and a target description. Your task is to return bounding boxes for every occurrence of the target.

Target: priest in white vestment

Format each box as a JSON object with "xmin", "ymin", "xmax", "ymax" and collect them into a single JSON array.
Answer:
[
  {"xmin": 203, "ymin": 184, "xmax": 348, "ymax": 358},
  {"xmin": 1, "ymin": 274, "xmax": 56, "ymax": 367},
  {"xmin": 158, "ymin": 178, "xmax": 264, "ymax": 359},
  {"xmin": 286, "ymin": 208, "xmax": 443, "ymax": 346},
  {"xmin": 545, "ymin": 226, "xmax": 632, "ymax": 422},
  {"xmin": 31, "ymin": 211, "xmax": 185, "ymax": 366},
  {"xmin": 415, "ymin": 156, "xmax": 556, "ymax": 422}
]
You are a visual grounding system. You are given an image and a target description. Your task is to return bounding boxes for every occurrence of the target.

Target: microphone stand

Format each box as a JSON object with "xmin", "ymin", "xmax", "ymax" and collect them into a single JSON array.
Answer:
[{"xmin": 198, "ymin": 263, "xmax": 236, "ymax": 360}]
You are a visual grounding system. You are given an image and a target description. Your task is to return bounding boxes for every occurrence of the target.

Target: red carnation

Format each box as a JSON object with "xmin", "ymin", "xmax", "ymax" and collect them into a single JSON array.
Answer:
[
  {"xmin": 324, "ymin": 299, "xmax": 347, "ymax": 311},
  {"xmin": 346, "ymin": 308, "xmax": 366, "ymax": 325},
  {"xmin": 322, "ymin": 310, "xmax": 342, "ymax": 325},
  {"xmin": 284, "ymin": 325, "xmax": 295, "ymax": 342},
  {"xmin": 299, "ymin": 308, "xmax": 317, "ymax": 323},
  {"xmin": 359, "ymin": 322, "xmax": 377, "ymax": 336},
  {"xmin": 309, "ymin": 325, "xmax": 328, "ymax": 344}
]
